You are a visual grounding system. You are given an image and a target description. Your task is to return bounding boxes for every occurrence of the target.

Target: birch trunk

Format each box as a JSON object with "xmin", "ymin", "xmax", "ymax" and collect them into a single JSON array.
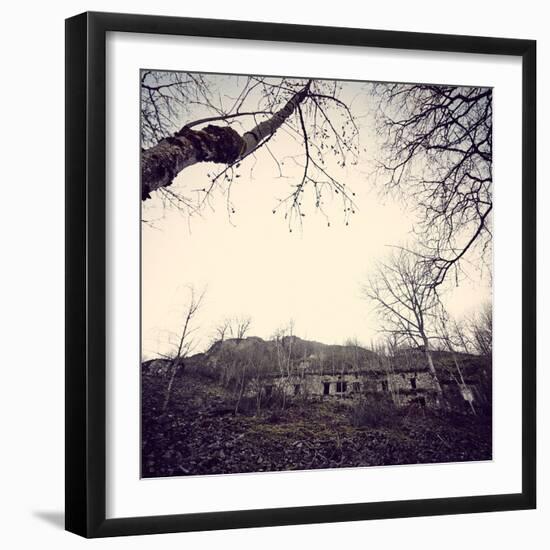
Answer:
[
  {"xmin": 141, "ymin": 84, "xmax": 310, "ymax": 200},
  {"xmin": 421, "ymin": 337, "xmax": 443, "ymax": 395},
  {"xmin": 162, "ymin": 361, "xmax": 184, "ymax": 412}
]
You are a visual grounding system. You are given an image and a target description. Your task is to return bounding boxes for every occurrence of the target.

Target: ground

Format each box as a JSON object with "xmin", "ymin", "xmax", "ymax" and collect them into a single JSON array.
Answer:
[{"xmin": 141, "ymin": 370, "xmax": 492, "ymax": 478}]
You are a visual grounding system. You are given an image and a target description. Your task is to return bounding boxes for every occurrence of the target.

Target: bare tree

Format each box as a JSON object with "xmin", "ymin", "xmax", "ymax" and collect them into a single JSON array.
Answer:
[
  {"xmin": 363, "ymin": 248, "xmax": 444, "ymax": 394},
  {"xmin": 160, "ymin": 286, "xmax": 206, "ymax": 412},
  {"xmin": 141, "ymin": 71, "xmax": 211, "ymax": 148},
  {"xmin": 343, "ymin": 337, "xmax": 361, "ymax": 373},
  {"xmin": 212, "ymin": 315, "xmax": 251, "ymax": 342},
  {"xmin": 209, "ymin": 317, "xmax": 234, "ymax": 386},
  {"xmin": 232, "ymin": 356, "xmax": 249, "ymax": 416},
  {"xmin": 227, "ymin": 338, "xmax": 270, "ymax": 415},
  {"xmin": 373, "ymin": 83, "xmax": 492, "ymax": 287},
  {"xmin": 272, "ymin": 321, "xmax": 296, "ymax": 409},
  {"xmin": 247, "ymin": 343, "xmax": 272, "ymax": 414},
  {"xmin": 468, "ymin": 302, "xmax": 493, "ymax": 357},
  {"xmin": 230, "ymin": 316, "xmax": 252, "ymax": 342},
  {"xmin": 213, "ymin": 317, "xmax": 232, "ymax": 343},
  {"xmin": 372, "ymin": 337, "xmax": 401, "ymax": 403},
  {"xmin": 437, "ymin": 302, "xmax": 492, "ymax": 357},
  {"xmin": 446, "ymin": 317, "xmax": 473, "ymax": 355},
  {"xmin": 435, "ymin": 311, "xmax": 477, "ymax": 414},
  {"xmin": 141, "ymin": 73, "xmax": 359, "ymax": 227}
]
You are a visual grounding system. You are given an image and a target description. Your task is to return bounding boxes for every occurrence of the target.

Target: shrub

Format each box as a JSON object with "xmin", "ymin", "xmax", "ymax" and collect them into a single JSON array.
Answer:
[
  {"xmin": 261, "ymin": 388, "xmax": 287, "ymax": 410},
  {"xmin": 234, "ymin": 396, "xmax": 257, "ymax": 415},
  {"xmin": 349, "ymin": 396, "xmax": 402, "ymax": 428}
]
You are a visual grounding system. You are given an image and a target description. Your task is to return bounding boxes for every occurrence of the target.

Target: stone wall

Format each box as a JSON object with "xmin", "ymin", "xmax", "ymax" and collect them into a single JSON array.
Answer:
[
  {"xmin": 143, "ymin": 351, "xmax": 489, "ymax": 412},
  {"xmin": 260, "ymin": 369, "xmax": 442, "ymax": 408}
]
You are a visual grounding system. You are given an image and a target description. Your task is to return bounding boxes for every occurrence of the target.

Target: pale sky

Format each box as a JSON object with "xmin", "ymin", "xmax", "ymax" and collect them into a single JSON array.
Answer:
[{"xmin": 141, "ymin": 75, "xmax": 491, "ymax": 359}]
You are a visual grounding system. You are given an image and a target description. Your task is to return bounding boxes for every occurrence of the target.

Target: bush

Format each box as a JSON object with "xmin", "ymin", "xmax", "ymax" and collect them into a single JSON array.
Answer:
[
  {"xmin": 234, "ymin": 396, "xmax": 257, "ymax": 414},
  {"xmin": 261, "ymin": 388, "xmax": 287, "ymax": 410},
  {"xmin": 349, "ymin": 396, "xmax": 402, "ymax": 428}
]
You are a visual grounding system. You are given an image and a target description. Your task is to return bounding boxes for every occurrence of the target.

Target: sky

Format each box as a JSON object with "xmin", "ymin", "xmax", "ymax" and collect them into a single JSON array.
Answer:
[{"xmin": 141, "ymin": 74, "xmax": 491, "ymax": 359}]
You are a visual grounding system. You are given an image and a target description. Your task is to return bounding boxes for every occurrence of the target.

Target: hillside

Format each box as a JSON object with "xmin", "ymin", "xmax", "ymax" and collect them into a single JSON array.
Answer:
[
  {"xmin": 144, "ymin": 335, "xmax": 490, "ymax": 377},
  {"xmin": 141, "ymin": 366, "xmax": 492, "ymax": 478},
  {"xmin": 141, "ymin": 335, "xmax": 492, "ymax": 477}
]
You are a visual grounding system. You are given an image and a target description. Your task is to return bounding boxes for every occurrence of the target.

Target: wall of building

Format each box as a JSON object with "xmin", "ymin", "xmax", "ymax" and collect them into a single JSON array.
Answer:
[{"xmin": 261, "ymin": 369, "xmax": 443, "ymax": 408}]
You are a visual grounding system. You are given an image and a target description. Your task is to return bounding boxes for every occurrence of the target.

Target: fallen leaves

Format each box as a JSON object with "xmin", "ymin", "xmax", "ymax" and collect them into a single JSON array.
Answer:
[{"xmin": 141, "ymin": 374, "xmax": 491, "ymax": 478}]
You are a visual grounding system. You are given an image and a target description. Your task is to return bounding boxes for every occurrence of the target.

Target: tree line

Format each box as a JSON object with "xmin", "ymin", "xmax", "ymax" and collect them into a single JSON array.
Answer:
[{"xmin": 153, "ymin": 285, "xmax": 491, "ymax": 416}]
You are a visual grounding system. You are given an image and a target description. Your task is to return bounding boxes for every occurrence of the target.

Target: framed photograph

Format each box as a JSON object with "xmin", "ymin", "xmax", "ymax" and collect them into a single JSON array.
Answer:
[{"xmin": 65, "ymin": 11, "xmax": 536, "ymax": 538}]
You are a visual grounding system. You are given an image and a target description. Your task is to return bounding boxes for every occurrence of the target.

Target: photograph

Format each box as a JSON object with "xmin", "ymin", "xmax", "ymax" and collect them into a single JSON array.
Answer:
[
  {"xmin": 140, "ymin": 70, "xmax": 493, "ymax": 478},
  {"xmin": 0, "ymin": 1, "xmax": 541, "ymax": 545}
]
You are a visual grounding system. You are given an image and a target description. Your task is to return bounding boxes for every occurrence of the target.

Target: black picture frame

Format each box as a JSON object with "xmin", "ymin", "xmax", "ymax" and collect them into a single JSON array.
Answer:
[{"xmin": 65, "ymin": 11, "xmax": 536, "ymax": 538}]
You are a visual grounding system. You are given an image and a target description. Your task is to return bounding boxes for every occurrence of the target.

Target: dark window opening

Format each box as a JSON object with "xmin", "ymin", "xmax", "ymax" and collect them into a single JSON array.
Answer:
[
  {"xmin": 381, "ymin": 380, "xmax": 389, "ymax": 392},
  {"xmin": 412, "ymin": 396, "xmax": 426, "ymax": 407},
  {"xmin": 410, "ymin": 377, "xmax": 417, "ymax": 389},
  {"xmin": 323, "ymin": 382, "xmax": 331, "ymax": 395},
  {"xmin": 336, "ymin": 381, "xmax": 347, "ymax": 393}
]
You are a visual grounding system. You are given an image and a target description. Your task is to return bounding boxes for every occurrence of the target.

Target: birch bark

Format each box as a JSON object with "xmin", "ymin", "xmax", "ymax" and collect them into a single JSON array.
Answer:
[{"xmin": 141, "ymin": 84, "xmax": 310, "ymax": 200}]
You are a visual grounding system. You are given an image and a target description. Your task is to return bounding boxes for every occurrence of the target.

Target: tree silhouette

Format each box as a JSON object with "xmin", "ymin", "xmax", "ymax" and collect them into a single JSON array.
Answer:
[
  {"xmin": 160, "ymin": 286, "xmax": 205, "ymax": 412},
  {"xmin": 140, "ymin": 72, "xmax": 360, "ymax": 228},
  {"xmin": 373, "ymin": 83, "xmax": 492, "ymax": 287},
  {"xmin": 363, "ymin": 248, "xmax": 445, "ymax": 394}
]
